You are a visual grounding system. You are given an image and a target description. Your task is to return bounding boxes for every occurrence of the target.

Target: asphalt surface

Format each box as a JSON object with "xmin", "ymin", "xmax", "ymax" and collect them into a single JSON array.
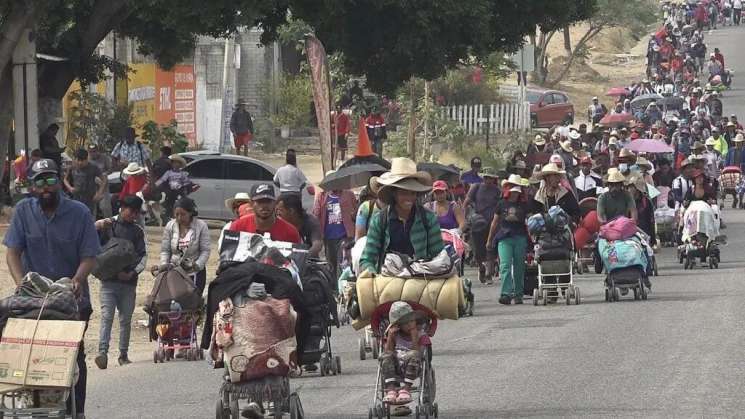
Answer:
[{"xmin": 85, "ymin": 26, "xmax": 745, "ymax": 419}]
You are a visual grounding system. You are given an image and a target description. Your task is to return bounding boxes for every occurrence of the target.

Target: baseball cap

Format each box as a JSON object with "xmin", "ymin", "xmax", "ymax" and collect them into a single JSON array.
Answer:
[
  {"xmin": 29, "ymin": 159, "xmax": 59, "ymax": 180},
  {"xmin": 470, "ymin": 157, "xmax": 482, "ymax": 166},
  {"xmin": 250, "ymin": 183, "xmax": 276, "ymax": 201},
  {"xmin": 432, "ymin": 180, "xmax": 448, "ymax": 191}
]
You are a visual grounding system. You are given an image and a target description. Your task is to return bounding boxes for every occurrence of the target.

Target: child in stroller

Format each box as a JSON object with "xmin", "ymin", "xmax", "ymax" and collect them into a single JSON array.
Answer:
[{"xmin": 370, "ymin": 301, "xmax": 438, "ymax": 419}]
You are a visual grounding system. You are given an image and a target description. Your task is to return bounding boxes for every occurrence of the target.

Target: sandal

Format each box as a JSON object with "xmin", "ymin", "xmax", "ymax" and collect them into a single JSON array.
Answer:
[
  {"xmin": 396, "ymin": 389, "xmax": 412, "ymax": 404},
  {"xmin": 383, "ymin": 390, "xmax": 398, "ymax": 403}
]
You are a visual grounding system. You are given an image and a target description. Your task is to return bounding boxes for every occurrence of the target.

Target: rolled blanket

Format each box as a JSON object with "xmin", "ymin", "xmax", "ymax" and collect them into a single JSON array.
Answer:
[{"xmin": 352, "ymin": 274, "xmax": 464, "ymax": 330}]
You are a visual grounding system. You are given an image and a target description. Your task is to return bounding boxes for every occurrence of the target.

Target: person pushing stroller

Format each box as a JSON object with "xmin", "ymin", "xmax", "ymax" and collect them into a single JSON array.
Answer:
[{"xmin": 380, "ymin": 301, "xmax": 426, "ymax": 405}]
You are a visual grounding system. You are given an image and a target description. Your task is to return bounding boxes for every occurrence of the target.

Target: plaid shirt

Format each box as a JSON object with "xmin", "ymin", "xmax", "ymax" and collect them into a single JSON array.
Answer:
[{"xmin": 111, "ymin": 141, "xmax": 150, "ymax": 166}]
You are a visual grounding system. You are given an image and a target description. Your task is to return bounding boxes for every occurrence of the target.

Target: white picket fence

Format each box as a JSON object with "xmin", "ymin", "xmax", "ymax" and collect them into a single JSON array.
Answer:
[{"xmin": 440, "ymin": 102, "xmax": 531, "ymax": 135}]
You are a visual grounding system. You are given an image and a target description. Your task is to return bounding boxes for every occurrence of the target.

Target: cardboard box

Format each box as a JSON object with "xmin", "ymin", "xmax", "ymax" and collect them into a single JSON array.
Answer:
[{"xmin": 0, "ymin": 319, "xmax": 85, "ymax": 388}]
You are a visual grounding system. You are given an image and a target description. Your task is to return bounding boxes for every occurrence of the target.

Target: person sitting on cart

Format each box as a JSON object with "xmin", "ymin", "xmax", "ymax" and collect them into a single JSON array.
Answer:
[
  {"xmin": 381, "ymin": 301, "xmax": 428, "ymax": 404},
  {"xmin": 359, "ymin": 157, "xmax": 443, "ymax": 274},
  {"xmin": 528, "ymin": 163, "xmax": 580, "ymax": 221},
  {"xmin": 597, "ymin": 168, "xmax": 637, "ymax": 225}
]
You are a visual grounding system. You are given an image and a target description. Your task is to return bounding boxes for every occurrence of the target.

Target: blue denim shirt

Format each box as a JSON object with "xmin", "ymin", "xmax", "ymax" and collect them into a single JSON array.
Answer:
[{"xmin": 3, "ymin": 194, "xmax": 101, "ymax": 309}]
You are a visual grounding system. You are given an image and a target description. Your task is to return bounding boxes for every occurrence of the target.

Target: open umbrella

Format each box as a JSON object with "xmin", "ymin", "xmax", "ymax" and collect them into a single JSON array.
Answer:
[
  {"xmin": 624, "ymin": 138, "xmax": 674, "ymax": 154},
  {"xmin": 656, "ymin": 95, "xmax": 686, "ymax": 110},
  {"xmin": 630, "ymin": 93, "xmax": 663, "ymax": 111},
  {"xmin": 599, "ymin": 113, "xmax": 635, "ymax": 127},
  {"xmin": 417, "ymin": 162, "xmax": 461, "ymax": 183},
  {"xmin": 319, "ymin": 163, "xmax": 387, "ymax": 191},
  {"xmin": 606, "ymin": 87, "xmax": 630, "ymax": 97}
]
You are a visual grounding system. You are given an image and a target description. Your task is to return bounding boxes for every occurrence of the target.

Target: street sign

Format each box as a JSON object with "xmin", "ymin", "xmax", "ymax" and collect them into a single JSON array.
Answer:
[{"xmin": 510, "ymin": 45, "xmax": 535, "ymax": 73}]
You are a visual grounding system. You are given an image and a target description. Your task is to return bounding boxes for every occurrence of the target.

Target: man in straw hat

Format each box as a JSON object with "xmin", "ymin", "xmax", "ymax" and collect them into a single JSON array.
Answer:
[
  {"xmin": 225, "ymin": 192, "xmax": 252, "ymax": 219},
  {"xmin": 359, "ymin": 158, "xmax": 443, "ymax": 274},
  {"xmin": 597, "ymin": 168, "xmax": 637, "ymax": 225},
  {"xmin": 380, "ymin": 301, "xmax": 427, "ymax": 405},
  {"xmin": 487, "ymin": 175, "xmax": 530, "ymax": 305},
  {"xmin": 526, "ymin": 134, "xmax": 551, "ymax": 169},
  {"xmin": 703, "ymin": 137, "xmax": 723, "ymax": 181},
  {"xmin": 230, "ymin": 100, "xmax": 254, "ymax": 156},
  {"xmin": 528, "ymin": 163, "xmax": 580, "ymax": 219},
  {"xmin": 625, "ymin": 174, "xmax": 656, "ymax": 248},
  {"xmin": 726, "ymin": 133, "xmax": 745, "ymax": 171},
  {"xmin": 464, "ymin": 166, "xmax": 502, "ymax": 283}
]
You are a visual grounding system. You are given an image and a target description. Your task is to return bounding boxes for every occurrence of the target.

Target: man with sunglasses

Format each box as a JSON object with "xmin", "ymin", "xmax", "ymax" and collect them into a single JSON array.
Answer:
[{"xmin": 4, "ymin": 158, "xmax": 101, "ymax": 419}]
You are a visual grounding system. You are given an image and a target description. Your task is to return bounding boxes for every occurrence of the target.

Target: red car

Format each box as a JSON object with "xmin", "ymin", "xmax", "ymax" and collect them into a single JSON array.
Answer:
[{"xmin": 528, "ymin": 89, "xmax": 575, "ymax": 128}]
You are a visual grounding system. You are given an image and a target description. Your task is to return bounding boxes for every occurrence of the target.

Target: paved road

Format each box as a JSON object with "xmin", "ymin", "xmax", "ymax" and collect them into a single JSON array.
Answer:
[{"xmin": 85, "ymin": 26, "xmax": 745, "ymax": 419}]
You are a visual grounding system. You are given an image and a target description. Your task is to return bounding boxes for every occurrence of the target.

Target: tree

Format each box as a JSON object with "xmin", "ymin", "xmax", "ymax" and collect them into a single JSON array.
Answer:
[{"xmin": 546, "ymin": 0, "xmax": 658, "ymax": 87}]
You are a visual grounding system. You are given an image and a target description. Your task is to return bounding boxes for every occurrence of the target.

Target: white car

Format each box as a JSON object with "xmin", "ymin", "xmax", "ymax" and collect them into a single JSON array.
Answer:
[{"xmin": 109, "ymin": 151, "xmax": 315, "ymax": 221}]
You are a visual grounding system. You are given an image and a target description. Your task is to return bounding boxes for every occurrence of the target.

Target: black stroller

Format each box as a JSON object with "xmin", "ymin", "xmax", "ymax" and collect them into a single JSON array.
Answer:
[{"xmin": 297, "ymin": 261, "xmax": 342, "ymax": 376}]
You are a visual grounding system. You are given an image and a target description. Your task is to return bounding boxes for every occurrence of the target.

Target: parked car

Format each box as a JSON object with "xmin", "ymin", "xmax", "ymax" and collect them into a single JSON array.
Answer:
[
  {"xmin": 109, "ymin": 151, "xmax": 315, "ymax": 221},
  {"xmin": 527, "ymin": 89, "xmax": 575, "ymax": 128}
]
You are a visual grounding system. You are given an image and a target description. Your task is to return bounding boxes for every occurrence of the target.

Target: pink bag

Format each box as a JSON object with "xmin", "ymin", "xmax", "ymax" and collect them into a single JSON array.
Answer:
[{"xmin": 599, "ymin": 216, "xmax": 637, "ymax": 241}]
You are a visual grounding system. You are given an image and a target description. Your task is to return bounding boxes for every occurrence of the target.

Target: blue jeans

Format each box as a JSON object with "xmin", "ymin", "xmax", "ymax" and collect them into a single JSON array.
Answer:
[
  {"xmin": 498, "ymin": 235, "xmax": 528, "ymax": 297},
  {"xmin": 98, "ymin": 281, "xmax": 137, "ymax": 356}
]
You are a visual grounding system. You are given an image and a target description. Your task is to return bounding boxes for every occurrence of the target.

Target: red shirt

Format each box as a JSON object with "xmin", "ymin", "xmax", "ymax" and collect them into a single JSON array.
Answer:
[
  {"xmin": 333, "ymin": 113, "xmax": 351, "ymax": 136},
  {"xmin": 230, "ymin": 214, "xmax": 302, "ymax": 244},
  {"xmin": 120, "ymin": 174, "xmax": 147, "ymax": 200}
]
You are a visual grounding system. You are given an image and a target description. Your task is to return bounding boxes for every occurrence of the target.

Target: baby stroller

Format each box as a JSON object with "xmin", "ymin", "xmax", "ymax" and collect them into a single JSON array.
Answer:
[
  {"xmin": 655, "ymin": 206, "xmax": 678, "ymax": 247},
  {"xmin": 719, "ymin": 166, "xmax": 742, "ymax": 208},
  {"xmin": 679, "ymin": 200, "xmax": 722, "ymax": 269},
  {"xmin": 144, "ymin": 265, "xmax": 204, "ymax": 363},
  {"xmin": 529, "ymin": 208, "xmax": 581, "ymax": 306},
  {"xmin": 368, "ymin": 301, "xmax": 438, "ymax": 419},
  {"xmin": 297, "ymin": 261, "xmax": 342, "ymax": 376},
  {"xmin": 441, "ymin": 229, "xmax": 474, "ymax": 317},
  {"xmin": 598, "ymin": 236, "xmax": 649, "ymax": 301}
]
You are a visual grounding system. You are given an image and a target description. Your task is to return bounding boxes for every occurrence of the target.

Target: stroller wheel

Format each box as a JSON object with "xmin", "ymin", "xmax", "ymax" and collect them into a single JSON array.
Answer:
[
  {"xmin": 153, "ymin": 350, "xmax": 158, "ymax": 364},
  {"xmin": 574, "ymin": 287, "xmax": 581, "ymax": 305},
  {"xmin": 320, "ymin": 358, "xmax": 328, "ymax": 377},
  {"xmin": 541, "ymin": 289, "xmax": 548, "ymax": 306},
  {"xmin": 335, "ymin": 356, "xmax": 342, "ymax": 375},
  {"xmin": 612, "ymin": 287, "xmax": 620, "ymax": 302},
  {"xmin": 215, "ymin": 399, "xmax": 228, "ymax": 419},
  {"xmin": 532, "ymin": 288, "xmax": 539, "ymax": 306},
  {"xmin": 289, "ymin": 393, "xmax": 304, "ymax": 419},
  {"xmin": 604, "ymin": 288, "xmax": 609, "ymax": 302}
]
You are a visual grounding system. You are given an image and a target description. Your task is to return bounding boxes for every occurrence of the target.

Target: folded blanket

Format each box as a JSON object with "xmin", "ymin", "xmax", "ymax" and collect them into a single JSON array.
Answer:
[{"xmin": 352, "ymin": 274, "xmax": 464, "ymax": 330}]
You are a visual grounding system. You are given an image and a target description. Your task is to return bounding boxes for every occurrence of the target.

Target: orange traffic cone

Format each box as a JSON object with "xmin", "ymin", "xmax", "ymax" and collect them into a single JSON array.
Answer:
[{"xmin": 355, "ymin": 118, "xmax": 374, "ymax": 157}]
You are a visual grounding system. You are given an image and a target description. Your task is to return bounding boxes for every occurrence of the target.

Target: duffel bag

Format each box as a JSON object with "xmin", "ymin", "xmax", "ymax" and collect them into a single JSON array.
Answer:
[
  {"xmin": 144, "ymin": 267, "xmax": 202, "ymax": 314},
  {"xmin": 92, "ymin": 237, "xmax": 136, "ymax": 280},
  {"xmin": 597, "ymin": 238, "xmax": 647, "ymax": 273},
  {"xmin": 599, "ymin": 216, "xmax": 637, "ymax": 241}
]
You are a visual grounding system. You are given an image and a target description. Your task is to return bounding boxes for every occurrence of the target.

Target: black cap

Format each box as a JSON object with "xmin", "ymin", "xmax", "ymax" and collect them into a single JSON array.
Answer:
[
  {"xmin": 29, "ymin": 159, "xmax": 58, "ymax": 180},
  {"xmin": 470, "ymin": 157, "xmax": 482, "ymax": 166},
  {"xmin": 250, "ymin": 183, "xmax": 276, "ymax": 201}
]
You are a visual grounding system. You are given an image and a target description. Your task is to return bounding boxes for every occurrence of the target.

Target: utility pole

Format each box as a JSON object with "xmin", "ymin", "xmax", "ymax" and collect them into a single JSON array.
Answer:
[{"xmin": 12, "ymin": 28, "xmax": 39, "ymax": 154}]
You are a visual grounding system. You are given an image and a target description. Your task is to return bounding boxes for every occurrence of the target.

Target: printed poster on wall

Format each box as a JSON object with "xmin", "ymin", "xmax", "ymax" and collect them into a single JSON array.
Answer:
[{"xmin": 155, "ymin": 65, "xmax": 197, "ymax": 146}]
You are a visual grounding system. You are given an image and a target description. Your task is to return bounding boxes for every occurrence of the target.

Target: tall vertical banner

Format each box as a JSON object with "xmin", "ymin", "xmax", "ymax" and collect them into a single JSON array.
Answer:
[{"xmin": 305, "ymin": 35, "xmax": 334, "ymax": 173}]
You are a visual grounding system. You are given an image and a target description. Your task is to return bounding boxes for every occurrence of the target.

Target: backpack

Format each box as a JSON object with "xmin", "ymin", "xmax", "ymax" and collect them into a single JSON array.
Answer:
[{"xmin": 143, "ymin": 267, "xmax": 202, "ymax": 315}]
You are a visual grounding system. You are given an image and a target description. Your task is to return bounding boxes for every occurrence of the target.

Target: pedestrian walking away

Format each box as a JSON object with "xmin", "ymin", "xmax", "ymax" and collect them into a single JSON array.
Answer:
[
  {"xmin": 273, "ymin": 149, "xmax": 308, "ymax": 195},
  {"xmin": 3, "ymin": 158, "xmax": 101, "ymax": 418},
  {"xmin": 93, "ymin": 195, "xmax": 147, "ymax": 370}
]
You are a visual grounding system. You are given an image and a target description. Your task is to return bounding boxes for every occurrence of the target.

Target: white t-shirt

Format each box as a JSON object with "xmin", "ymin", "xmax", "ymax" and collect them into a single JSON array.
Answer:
[{"xmin": 273, "ymin": 164, "xmax": 308, "ymax": 193}]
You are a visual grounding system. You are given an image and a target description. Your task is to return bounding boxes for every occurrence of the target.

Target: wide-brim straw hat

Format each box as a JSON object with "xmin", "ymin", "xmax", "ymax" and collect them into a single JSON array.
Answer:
[
  {"xmin": 735, "ymin": 134, "xmax": 745, "ymax": 143},
  {"xmin": 705, "ymin": 137, "xmax": 717, "ymax": 146},
  {"xmin": 371, "ymin": 157, "xmax": 432, "ymax": 203},
  {"xmin": 606, "ymin": 168, "xmax": 626, "ymax": 183},
  {"xmin": 225, "ymin": 192, "xmax": 252, "ymax": 211},
  {"xmin": 169, "ymin": 154, "xmax": 187, "ymax": 166},
  {"xmin": 502, "ymin": 174, "xmax": 523, "ymax": 187},
  {"xmin": 534, "ymin": 135, "xmax": 546, "ymax": 146},
  {"xmin": 560, "ymin": 140, "xmax": 574, "ymax": 152},
  {"xmin": 680, "ymin": 157, "xmax": 695, "ymax": 168},
  {"xmin": 636, "ymin": 157, "xmax": 652, "ymax": 169},
  {"xmin": 122, "ymin": 162, "xmax": 146, "ymax": 176},
  {"xmin": 568, "ymin": 131, "xmax": 581, "ymax": 140},
  {"xmin": 692, "ymin": 141, "xmax": 705, "ymax": 151},
  {"xmin": 618, "ymin": 149, "xmax": 636, "ymax": 160},
  {"xmin": 537, "ymin": 163, "xmax": 566, "ymax": 179},
  {"xmin": 625, "ymin": 174, "xmax": 647, "ymax": 193}
]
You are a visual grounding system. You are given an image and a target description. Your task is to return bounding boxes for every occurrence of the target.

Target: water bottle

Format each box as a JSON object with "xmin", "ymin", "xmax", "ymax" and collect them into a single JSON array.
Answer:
[{"xmin": 170, "ymin": 300, "xmax": 182, "ymax": 313}]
